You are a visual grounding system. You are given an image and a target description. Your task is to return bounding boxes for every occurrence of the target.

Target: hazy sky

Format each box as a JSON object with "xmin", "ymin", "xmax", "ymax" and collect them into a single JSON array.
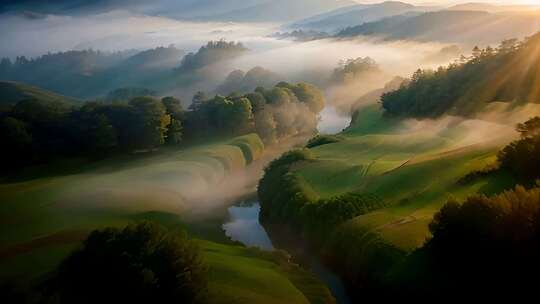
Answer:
[{"xmin": 354, "ymin": 0, "xmax": 539, "ymax": 5}]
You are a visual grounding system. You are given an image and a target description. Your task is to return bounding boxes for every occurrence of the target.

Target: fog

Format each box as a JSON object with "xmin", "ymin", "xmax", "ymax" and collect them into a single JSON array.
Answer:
[
  {"xmin": 0, "ymin": 11, "xmax": 278, "ymax": 58},
  {"xmin": 3, "ymin": 5, "xmax": 536, "ymax": 219}
]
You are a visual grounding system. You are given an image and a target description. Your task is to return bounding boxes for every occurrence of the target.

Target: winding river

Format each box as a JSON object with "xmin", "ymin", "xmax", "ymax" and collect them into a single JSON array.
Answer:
[{"xmin": 222, "ymin": 199, "xmax": 351, "ymax": 304}]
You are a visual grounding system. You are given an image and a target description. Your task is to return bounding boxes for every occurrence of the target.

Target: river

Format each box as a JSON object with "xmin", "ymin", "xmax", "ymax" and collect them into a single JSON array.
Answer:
[{"xmin": 222, "ymin": 199, "xmax": 351, "ymax": 304}]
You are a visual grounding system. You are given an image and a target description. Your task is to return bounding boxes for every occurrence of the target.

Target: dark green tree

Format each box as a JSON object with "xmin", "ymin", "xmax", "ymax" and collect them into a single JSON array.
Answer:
[{"xmin": 52, "ymin": 222, "xmax": 208, "ymax": 304}]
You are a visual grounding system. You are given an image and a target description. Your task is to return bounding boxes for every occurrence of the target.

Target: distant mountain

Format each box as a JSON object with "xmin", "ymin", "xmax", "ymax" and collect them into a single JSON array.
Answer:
[
  {"xmin": 0, "ymin": 0, "xmax": 267, "ymax": 19},
  {"xmin": 0, "ymin": 46, "xmax": 185, "ymax": 98},
  {"xmin": 448, "ymin": 2, "xmax": 540, "ymax": 13},
  {"xmin": 0, "ymin": 81, "xmax": 78, "ymax": 106},
  {"xmin": 207, "ymin": 0, "xmax": 357, "ymax": 22},
  {"xmin": 290, "ymin": 1, "xmax": 425, "ymax": 32},
  {"xmin": 0, "ymin": 0, "xmax": 352, "ymax": 22},
  {"xmin": 337, "ymin": 10, "xmax": 540, "ymax": 45}
]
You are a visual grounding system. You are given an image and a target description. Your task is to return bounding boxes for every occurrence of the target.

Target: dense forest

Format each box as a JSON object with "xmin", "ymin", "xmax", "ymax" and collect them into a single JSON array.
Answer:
[
  {"xmin": 382, "ymin": 32, "xmax": 540, "ymax": 117},
  {"xmin": 0, "ymin": 81, "xmax": 324, "ymax": 170}
]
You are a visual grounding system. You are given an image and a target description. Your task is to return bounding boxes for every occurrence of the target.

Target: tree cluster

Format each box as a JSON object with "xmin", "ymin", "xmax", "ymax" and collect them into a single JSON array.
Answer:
[
  {"xmin": 390, "ymin": 185, "xmax": 540, "ymax": 298},
  {"xmin": 330, "ymin": 57, "xmax": 381, "ymax": 85},
  {"xmin": 176, "ymin": 40, "xmax": 248, "ymax": 73},
  {"xmin": 0, "ymin": 96, "xmax": 182, "ymax": 169},
  {"xmin": 498, "ymin": 116, "xmax": 540, "ymax": 181},
  {"xmin": 184, "ymin": 82, "xmax": 325, "ymax": 144},
  {"xmin": 50, "ymin": 222, "xmax": 208, "ymax": 304},
  {"xmin": 382, "ymin": 33, "xmax": 540, "ymax": 118},
  {"xmin": 216, "ymin": 66, "xmax": 281, "ymax": 95},
  {"xmin": 1, "ymin": 81, "xmax": 325, "ymax": 170}
]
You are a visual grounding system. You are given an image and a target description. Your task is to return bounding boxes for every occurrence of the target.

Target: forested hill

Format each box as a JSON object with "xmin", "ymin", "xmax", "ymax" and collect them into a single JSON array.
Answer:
[
  {"xmin": 381, "ymin": 32, "xmax": 540, "ymax": 118},
  {"xmin": 336, "ymin": 10, "xmax": 540, "ymax": 45}
]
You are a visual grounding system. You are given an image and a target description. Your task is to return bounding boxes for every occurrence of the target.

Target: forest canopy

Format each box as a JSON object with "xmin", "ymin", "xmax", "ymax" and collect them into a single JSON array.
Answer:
[
  {"xmin": 0, "ymin": 81, "xmax": 325, "ymax": 170},
  {"xmin": 382, "ymin": 33, "xmax": 540, "ymax": 118}
]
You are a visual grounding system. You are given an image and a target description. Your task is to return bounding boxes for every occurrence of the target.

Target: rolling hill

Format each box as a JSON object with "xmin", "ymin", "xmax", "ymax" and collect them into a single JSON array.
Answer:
[
  {"xmin": 207, "ymin": 0, "xmax": 356, "ymax": 22},
  {"xmin": 337, "ymin": 10, "xmax": 540, "ymax": 45},
  {"xmin": 382, "ymin": 31, "xmax": 540, "ymax": 118},
  {"xmin": 290, "ymin": 1, "xmax": 424, "ymax": 33}
]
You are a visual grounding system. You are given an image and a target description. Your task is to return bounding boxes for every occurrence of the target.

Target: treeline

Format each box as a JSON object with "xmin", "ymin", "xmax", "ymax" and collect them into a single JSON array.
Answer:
[
  {"xmin": 0, "ymin": 82, "xmax": 325, "ymax": 170},
  {"xmin": 382, "ymin": 32, "xmax": 540, "ymax": 117}
]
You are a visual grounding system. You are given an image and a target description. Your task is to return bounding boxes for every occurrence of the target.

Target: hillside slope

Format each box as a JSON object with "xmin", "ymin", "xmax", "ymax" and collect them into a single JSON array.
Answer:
[
  {"xmin": 290, "ymin": 1, "xmax": 422, "ymax": 32},
  {"xmin": 0, "ymin": 134, "xmax": 336, "ymax": 303},
  {"xmin": 259, "ymin": 100, "xmax": 540, "ymax": 299},
  {"xmin": 337, "ymin": 10, "xmax": 540, "ymax": 45},
  {"xmin": 382, "ymin": 32, "xmax": 540, "ymax": 118},
  {"xmin": 209, "ymin": 0, "xmax": 356, "ymax": 22},
  {"xmin": 0, "ymin": 81, "xmax": 78, "ymax": 106}
]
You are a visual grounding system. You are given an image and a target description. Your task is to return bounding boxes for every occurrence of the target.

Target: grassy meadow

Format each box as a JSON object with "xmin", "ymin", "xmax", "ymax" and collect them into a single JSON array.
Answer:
[
  {"xmin": 290, "ymin": 104, "xmax": 526, "ymax": 252},
  {"xmin": 0, "ymin": 133, "xmax": 333, "ymax": 303}
]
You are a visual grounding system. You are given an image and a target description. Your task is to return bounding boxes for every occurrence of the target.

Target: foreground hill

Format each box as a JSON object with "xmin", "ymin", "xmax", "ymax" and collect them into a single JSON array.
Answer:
[
  {"xmin": 259, "ymin": 102, "xmax": 540, "ymax": 300},
  {"xmin": 0, "ymin": 134, "xmax": 334, "ymax": 303},
  {"xmin": 337, "ymin": 10, "xmax": 540, "ymax": 45}
]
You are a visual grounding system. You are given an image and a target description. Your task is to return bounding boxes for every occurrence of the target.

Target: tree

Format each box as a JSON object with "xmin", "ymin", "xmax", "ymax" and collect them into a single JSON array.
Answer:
[
  {"xmin": 52, "ymin": 222, "xmax": 208, "ymax": 304},
  {"xmin": 516, "ymin": 116, "xmax": 540, "ymax": 138},
  {"xmin": 161, "ymin": 96, "xmax": 184, "ymax": 120},
  {"xmin": 129, "ymin": 97, "xmax": 171, "ymax": 149},
  {"xmin": 189, "ymin": 91, "xmax": 207, "ymax": 111},
  {"xmin": 166, "ymin": 118, "xmax": 183, "ymax": 145}
]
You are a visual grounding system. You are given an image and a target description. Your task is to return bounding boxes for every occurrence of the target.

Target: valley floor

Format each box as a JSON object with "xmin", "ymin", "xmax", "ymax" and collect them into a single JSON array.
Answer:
[{"xmin": 0, "ymin": 134, "xmax": 334, "ymax": 304}]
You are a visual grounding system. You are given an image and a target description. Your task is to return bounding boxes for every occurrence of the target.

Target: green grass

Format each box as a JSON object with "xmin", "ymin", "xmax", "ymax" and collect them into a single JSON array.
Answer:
[
  {"xmin": 293, "ymin": 105, "xmax": 518, "ymax": 251},
  {"xmin": 0, "ymin": 134, "xmax": 264, "ymax": 248},
  {"xmin": 203, "ymin": 241, "xmax": 334, "ymax": 304},
  {"xmin": 0, "ymin": 133, "xmax": 334, "ymax": 303}
]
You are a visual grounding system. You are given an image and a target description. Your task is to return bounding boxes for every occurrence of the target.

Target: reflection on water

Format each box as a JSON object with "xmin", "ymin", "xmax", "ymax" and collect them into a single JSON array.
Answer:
[
  {"xmin": 222, "ymin": 202, "xmax": 274, "ymax": 250},
  {"xmin": 222, "ymin": 201, "xmax": 351, "ymax": 304}
]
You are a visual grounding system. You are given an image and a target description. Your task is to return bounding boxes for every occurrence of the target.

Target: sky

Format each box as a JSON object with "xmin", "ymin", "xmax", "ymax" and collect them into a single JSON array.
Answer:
[{"xmin": 354, "ymin": 0, "xmax": 540, "ymax": 4}]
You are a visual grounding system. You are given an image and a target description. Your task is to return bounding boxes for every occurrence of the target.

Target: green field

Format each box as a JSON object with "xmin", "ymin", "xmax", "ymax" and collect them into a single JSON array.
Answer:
[
  {"xmin": 0, "ymin": 133, "xmax": 333, "ymax": 303},
  {"xmin": 291, "ymin": 104, "xmax": 522, "ymax": 251}
]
